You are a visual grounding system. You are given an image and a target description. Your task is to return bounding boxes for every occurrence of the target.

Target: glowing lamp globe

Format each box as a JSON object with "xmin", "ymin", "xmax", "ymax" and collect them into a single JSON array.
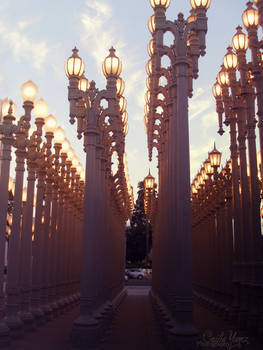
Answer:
[
  {"xmin": 146, "ymin": 59, "xmax": 153, "ymax": 76},
  {"xmin": 119, "ymin": 96, "xmax": 127, "ymax": 114},
  {"xmin": 61, "ymin": 139, "xmax": 70, "ymax": 154},
  {"xmin": 1, "ymin": 98, "xmax": 17, "ymax": 117},
  {"xmin": 232, "ymin": 26, "xmax": 248, "ymax": 52},
  {"xmin": 148, "ymin": 15, "xmax": 156, "ymax": 34},
  {"xmin": 242, "ymin": 2, "xmax": 259, "ymax": 28},
  {"xmin": 204, "ymin": 158, "xmax": 213, "ymax": 175},
  {"xmin": 65, "ymin": 47, "xmax": 84, "ymax": 78},
  {"xmin": 53, "ymin": 126, "xmax": 65, "ymax": 144},
  {"xmin": 209, "ymin": 144, "xmax": 222, "ymax": 168},
  {"xmin": 150, "ymin": 0, "xmax": 170, "ymax": 8},
  {"xmin": 67, "ymin": 147, "xmax": 74, "ymax": 162},
  {"xmin": 22, "ymin": 187, "xmax": 27, "ymax": 202},
  {"xmin": 144, "ymin": 171, "xmax": 155, "ymax": 189},
  {"xmin": 122, "ymin": 111, "xmax": 128, "ymax": 124},
  {"xmin": 147, "ymin": 40, "xmax": 154, "ymax": 57},
  {"xmin": 44, "ymin": 114, "xmax": 57, "ymax": 133},
  {"xmin": 223, "ymin": 48, "xmax": 238, "ymax": 70},
  {"xmin": 116, "ymin": 77, "xmax": 125, "ymax": 96},
  {"xmin": 123, "ymin": 123, "xmax": 129, "ymax": 136},
  {"xmin": 190, "ymin": 0, "xmax": 211, "ymax": 9},
  {"xmin": 217, "ymin": 69, "xmax": 229, "ymax": 87},
  {"xmin": 72, "ymin": 156, "xmax": 79, "ymax": 169},
  {"xmin": 78, "ymin": 76, "xmax": 90, "ymax": 92},
  {"xmin": 34, "ymin": 98, "xmax": 48, "ymax": 120},
  {"xmin": 102, "ymin": 47, "xmax": 122, "ymax": 78},
  {"xmin": 21, "ymin": 80, "xmax": 38, "ymax": 102}
]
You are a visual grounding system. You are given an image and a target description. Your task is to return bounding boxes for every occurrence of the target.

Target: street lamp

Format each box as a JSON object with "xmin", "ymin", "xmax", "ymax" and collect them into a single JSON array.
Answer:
[
  {"xmin": 66, "ymin": 46, "xmax": 132, "ymax": 348},
  {"xmin": 145, "ymin": 0, "xmax": 210, "ymax": 345}
]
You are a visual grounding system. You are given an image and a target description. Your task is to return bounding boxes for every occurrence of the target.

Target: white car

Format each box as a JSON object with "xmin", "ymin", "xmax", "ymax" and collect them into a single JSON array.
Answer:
[{"xmin": 126, "ymin": 268, "xmax": 145, "ymax": 279}]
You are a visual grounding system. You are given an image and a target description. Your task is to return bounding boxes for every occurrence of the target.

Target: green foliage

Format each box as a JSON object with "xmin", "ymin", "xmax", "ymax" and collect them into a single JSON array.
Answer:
[{"xmin": 125, "ymin": 181, "xmax": 152, "ymax": 265}]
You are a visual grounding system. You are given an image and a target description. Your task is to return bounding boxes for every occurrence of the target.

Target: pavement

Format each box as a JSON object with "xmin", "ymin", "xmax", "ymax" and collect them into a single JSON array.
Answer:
[{"xmin": 2, "ymin": 283, "xmax": 262, "ymax": 350}]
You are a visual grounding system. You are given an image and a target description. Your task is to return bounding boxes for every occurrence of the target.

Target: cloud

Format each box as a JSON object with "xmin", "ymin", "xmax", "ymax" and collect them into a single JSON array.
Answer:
[
  {"xmin": 0, "ymin": 20, "xmax": 49, "ymax": 70},
  {"xmin": 189, "ymin": 97, "xmax": 213, "ymax": 120},
  {"xmin": 80, "ymin": 1, "xmax": 123, "ymax": 71},
  {"xmin": 80, "ymin": 1, "xmax": 146, "ymax": 110},
  {"xmin": 201, "ymin": 111, "xmax": 218, "ymax": 136}
]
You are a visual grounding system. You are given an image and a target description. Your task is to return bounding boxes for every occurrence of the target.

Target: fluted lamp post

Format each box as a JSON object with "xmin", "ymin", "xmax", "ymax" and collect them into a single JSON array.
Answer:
[
  {"xmin": 5, "ymin": 80, "xmax": 38, "ymax": 338},
  {"xmin": 144, "ymin": 171, "xmax": 155, "ymax": 264},
  {"xmin": 66, "ymin": 46, "xmax": 130, "ymax": 349},
  {"xmin": 146, "ymin": 0, "xmax": 211, "ymax": 347}
]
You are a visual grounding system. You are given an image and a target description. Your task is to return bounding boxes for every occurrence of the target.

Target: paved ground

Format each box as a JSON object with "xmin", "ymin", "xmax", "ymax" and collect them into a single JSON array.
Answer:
[{"xmin": 2, "ymin": 283, "xmax": 262, "ymax": 350}]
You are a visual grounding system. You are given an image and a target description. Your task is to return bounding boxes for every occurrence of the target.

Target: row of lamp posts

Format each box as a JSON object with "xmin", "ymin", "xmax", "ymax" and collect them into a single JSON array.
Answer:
[
  {"xmin": 144, "ymin": 0, "xmax": 210, "ymax": 348},
  {"xmin": 0, "ymin": 82, "xmax": 85, "ymax": 346},
  {"xmin": 65, "ymin": 46, "xmax": 133, "ymax": 348},
  {"xmin": 191, "ymin": 0, "xmax": 263, "ymax": 340}
]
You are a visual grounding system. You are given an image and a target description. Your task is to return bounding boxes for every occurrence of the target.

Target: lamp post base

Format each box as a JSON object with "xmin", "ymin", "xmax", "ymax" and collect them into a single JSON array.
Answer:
[
  {"xmin": 71, "ymin": 288, "xmax": 127, "ymax": 349},
  {"xmin": 5, "ymin": 315, "xmax": 23, "ymax": 339},
  {"xmin": 150, "ymin": 288, "xmax": 198, "ymax": 350},
  {"xmin": 0, "ymin": 321, "xmax": 10, "ymax": 347}
]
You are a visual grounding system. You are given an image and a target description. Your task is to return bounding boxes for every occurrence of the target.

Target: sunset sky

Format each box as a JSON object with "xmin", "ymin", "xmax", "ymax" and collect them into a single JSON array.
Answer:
[{"xmin": 0, "ymin": 0, "xmax": 253, "ymax": 195}]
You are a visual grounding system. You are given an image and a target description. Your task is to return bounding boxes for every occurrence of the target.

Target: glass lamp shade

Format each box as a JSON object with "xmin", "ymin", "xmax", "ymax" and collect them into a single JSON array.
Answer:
[
  {"xmin": 212, "ymin": 82, "xmax": 222, "ymax": 98},
  {"xmin": 232, "ymin": 26, "xmax": 248, "ymax": 52},
  {"xmin": 148, "ymin": 15, "xmax": 156, "ymax": 34},
  {"xmin": 72, "ymin": 156, "xmax": 79, "ymax": 168},
  {"xmin": 144, "ymin": 115, "xmax": 148, "ymax": 127},
  {"xmin": 1, "ymin": 98, "xmax": 17, "ymax": 117},
  {"xmin": 144, "ymin": 172, "xmax": 155, "ymax": 189},
  {"xmin": 116, "ymin": 77, "xmax": 125, "ymax": 96},
  {"xmin": 102, "ymin": 47, "xmax": 122, "ymax": 78},
  {"xmin": 242, "ymin": 3, "xmax": 259, "ymax": 28},
  {"xmin": 61, "ymin": 138, "xmax": 70, "ymax": 153},
  {"xmin": 148, "ymin": 40, "xmax": 154, "ymax": 57},
  {"xmin": 204, "ymin": 158, "xmax": 213, "ymax": 175},
  {"xmin": 146, "ymin": 59, "xmax": 153, "ymax": 75},
  {"xmin": 44, "ymin": 114, "xmax": 57, "ymax": 133},
  {"xmin": 201, "ymin": 167, "xmax": 208, "ymax": 181},
  {"xmin": 65, "ymin": 47, "xmax": 84, "ymax": 78},
  {"xmin": 145, "ymin": 90, "xmax": 151, "ymax": 104},
  {"xmin": 78, "ymin": 76, "xmax": 90, "ymax": 92},
  {"xmin": 22, "ymin": 187, "xmax": 27, "ymax": 202},
  {"xmin": 123, "ymin": 123, "xmax": 128, "ymax": 135},
  {"xmin": 67, "ymin": 147, "xmax": 75, "ymax": 161},
  {"xmin": 122, "ymin": 111, "xmax": 128, "ymax": 124},
  {"xmin": 217, "ymin": 69, "xmax": 229, "ymax": 87},
  {"xmin": 209, "ymin": 144, "xmax": 222, "ymax": 168},
  {"xmin": 34, "ymin": 98, "xmax": 48, "ymax": 119},
  {"xmin": 150, "ymin": 0, "xmax": 170, "ymax": 8},
  {"xmin": 119, "ymin": 96, "xmax": 127, "ymax": 114},
  {"xmin": 80, "ymin": 170, "xmax": 85, "ymax": 181},
  {"xmin": 223, "ymin": 48, "xmax": 238, "ymax": 70},
  {"xmin": 76, "ymin": 163, "xmax": 82, "ymax": 174},
  {"xmin": 190, "ymin": 0, "xmax": 211, "ymax": 9},
  {"xmin": 8, "ymin": 177, "xmax": 14, "ymax": 193},
  {"xmin": 144, "ymin": 104, "xmax": 150, "ymax": 115},
  {"xmin": 21, "ymin": 80, "xmax": 38, "ymax": 102},
  {"xmin": 53, "ymin": 126, "xmax": 65, "ymax": 144}
]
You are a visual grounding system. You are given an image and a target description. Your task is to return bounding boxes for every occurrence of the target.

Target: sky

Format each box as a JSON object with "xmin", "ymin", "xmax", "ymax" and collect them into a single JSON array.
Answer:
[{"xmin": 0, "ymin": 0, "xmax": 256, "ymax": 198}]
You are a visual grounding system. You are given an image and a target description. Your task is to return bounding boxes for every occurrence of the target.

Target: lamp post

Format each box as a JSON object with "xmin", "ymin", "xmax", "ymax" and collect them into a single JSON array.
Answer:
[
  {"xmin": 146, "ymin": 0, "xmax": 210, "ymax": 346},
  {"xmin": 66, "ymin": 46, "xmax": 131, "ymax": 348},
  {"xmin": 144, "ymin": 171, "xmax": 155, "ymax": 264},
  {"xmin": 4, "ymin": 81, "xmax": 38, "ymax": 337}
]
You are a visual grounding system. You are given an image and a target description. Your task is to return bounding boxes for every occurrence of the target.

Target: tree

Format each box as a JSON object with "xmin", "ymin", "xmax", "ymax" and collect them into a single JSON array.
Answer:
[{"xmin": 125, "ymin": 181, "xmax": 152, "ymax": 265}]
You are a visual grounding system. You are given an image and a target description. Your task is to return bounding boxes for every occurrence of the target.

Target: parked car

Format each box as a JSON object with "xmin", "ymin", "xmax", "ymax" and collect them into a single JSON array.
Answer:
[{"xmin": 126, "ymin": 268, "xmax": 146, "ymax": 279}]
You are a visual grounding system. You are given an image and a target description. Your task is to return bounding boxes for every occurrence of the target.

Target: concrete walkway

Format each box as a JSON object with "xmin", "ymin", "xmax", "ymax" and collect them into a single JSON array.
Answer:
[
  {"xmin": 101, "ymin": 286, "xmax": 165, "ymax": 350},
  {"xmin": 2, "ymin": 285, "xmax": 261, "ymax": 350}
]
